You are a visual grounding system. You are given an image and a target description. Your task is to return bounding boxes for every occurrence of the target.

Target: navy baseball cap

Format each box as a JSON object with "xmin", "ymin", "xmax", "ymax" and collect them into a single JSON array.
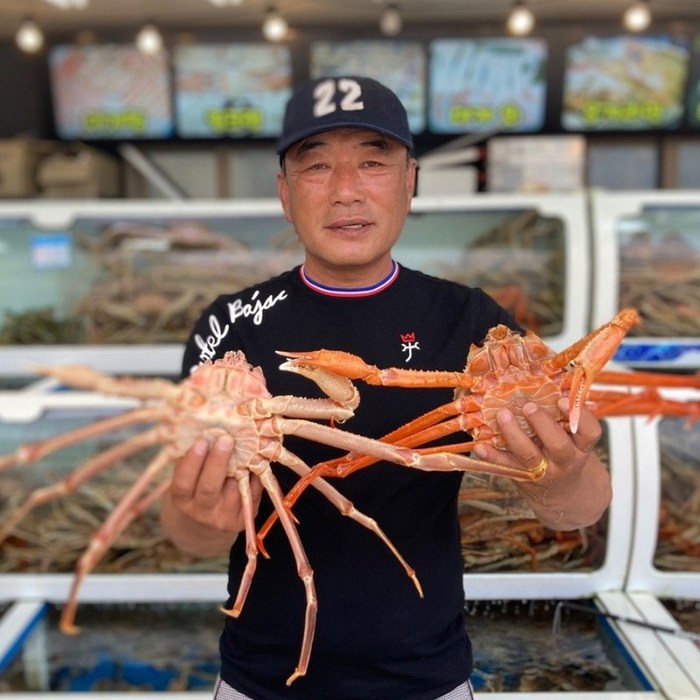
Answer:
[{"xmin": 277, "ymin": 76, "xmax": 413, "ymax": 158}]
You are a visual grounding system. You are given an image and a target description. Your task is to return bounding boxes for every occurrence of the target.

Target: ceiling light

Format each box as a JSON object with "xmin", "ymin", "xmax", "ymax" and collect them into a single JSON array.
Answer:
[
  {"xmin": 623, "ymin": 0, "xmax": 651, "ymax": 32},
  {"xmin": 16, "ymin": 18, "xmax": 44, "ymax": 54},
  {"xmin": 379, "ymin": 3, "xmax": 403, "ymax": 37},
  {"xmin": 136, "ymin": 22, "xmax": 164, "ymax": 55},
  {"xmin": 42, "ymin": 0, "xmax": 89, "ymax": 8},
  {"xmin": 207, "ymin": 0, "xmax": 243, "ymax": 5},
  {"xmin": 506, "ymin": 1, "xmax": 535, "ymax": 36},
  {"xmin": 262, "ymin": 6, "xmax": 288, "ymax": 42}
]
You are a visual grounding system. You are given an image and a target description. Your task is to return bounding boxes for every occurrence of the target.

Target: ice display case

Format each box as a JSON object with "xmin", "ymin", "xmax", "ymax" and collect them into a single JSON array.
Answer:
[
  {"xmin": 590, "ymin": 190, "xmax": 700, "ymax": 369},
  {"xmin": 0, "ymin": 384, "xmax": 669, "ymax": 697},
  {"xmin": 0, "ymin": 193, "xmax": 590, "ymax": 379}
]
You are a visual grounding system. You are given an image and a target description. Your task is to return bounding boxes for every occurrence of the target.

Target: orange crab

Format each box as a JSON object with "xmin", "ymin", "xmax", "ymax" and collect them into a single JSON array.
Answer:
[{"xmin": 264, "ymin": 308, "xmax": 700, "ymax": 539}]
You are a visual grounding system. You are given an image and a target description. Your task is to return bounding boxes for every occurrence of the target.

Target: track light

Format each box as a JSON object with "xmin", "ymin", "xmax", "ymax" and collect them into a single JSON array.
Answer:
[
  {"xmin": 42, "ymin": 0, "xmax": 89, "ymax": 8},
  {"xmin": 135, "ymin": 22, "xmax": 164, "ymax": 55},
  {"xmin": 16, "ymin": 17, "xmax": 44, "ymax": 53},
  {"xmin": 506, "ymin": 1, "xmax": 535, "ymax": 36},
  {"xmin": 623, "ymin": 0, "xmax": 651, "ymax": 32},
  {"xmin": 379, "ymin": 3, "xmax": 403, "ymax": 37},
  {"xmin": 262, "ymin": 6, "xmax": 288, "ymax": 42}
]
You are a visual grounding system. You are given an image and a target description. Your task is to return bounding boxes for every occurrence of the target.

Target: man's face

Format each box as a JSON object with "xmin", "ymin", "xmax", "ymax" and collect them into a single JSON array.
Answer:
[{"xmin": 278, "ymin": 128, "xmax": 416, "ymax": 286}]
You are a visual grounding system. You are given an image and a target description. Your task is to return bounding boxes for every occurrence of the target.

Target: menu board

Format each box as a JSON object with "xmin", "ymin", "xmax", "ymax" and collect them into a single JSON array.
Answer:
[
  {"xmin": 686, "ymin": 35, "xmax": 700, "ymax": 128},
  {"xmin": 428, "ymin": 38, "xmax": 547, "ymax": 134},
  {"xmin": 173, "ymin": 44, "xmax": 292, "ymax": 138},
  {"xmin": 562, "ymin": 35, "xmax": 690, "ymax": 131},
  {"xmin": 49, "ymin": 45, "xmax": 173, "ymax": 139},
  {"xmin": 310, "ymin": 41, "xmax": 426, "ymax": 133}
]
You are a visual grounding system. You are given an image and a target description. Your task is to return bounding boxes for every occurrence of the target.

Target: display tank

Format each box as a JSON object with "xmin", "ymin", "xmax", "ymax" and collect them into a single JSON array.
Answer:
[
  {"xmin": 591, "ymin": 191, "xmax": 700, "ymax": 369},
  {"xmin": 0, "ymin": 194, "xmax": 590, "ymax": 377}
]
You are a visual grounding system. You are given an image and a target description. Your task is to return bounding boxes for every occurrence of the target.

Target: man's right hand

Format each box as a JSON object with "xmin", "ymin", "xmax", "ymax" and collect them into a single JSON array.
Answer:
[{"xmin": 160, "ymin": 435, "xmax": 263, "ymax": 557}]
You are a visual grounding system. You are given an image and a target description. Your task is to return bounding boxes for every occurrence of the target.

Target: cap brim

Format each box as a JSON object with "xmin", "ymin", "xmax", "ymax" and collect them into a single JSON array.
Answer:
[{"xmin": 277, "ymin": 122, "xmax": 413, "ymax": 156}]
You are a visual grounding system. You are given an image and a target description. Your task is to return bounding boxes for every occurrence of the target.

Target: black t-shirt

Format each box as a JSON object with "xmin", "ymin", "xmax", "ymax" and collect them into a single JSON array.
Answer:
[{"xmin": 182, "ymin": 265, "xmax": 516, "ymax": 700}]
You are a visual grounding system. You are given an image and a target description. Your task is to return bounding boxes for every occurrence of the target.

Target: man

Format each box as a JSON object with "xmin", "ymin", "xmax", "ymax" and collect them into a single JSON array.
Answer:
[{"xmin": 161, "ymin": 76, "xmax": 611, "ymax": 700}]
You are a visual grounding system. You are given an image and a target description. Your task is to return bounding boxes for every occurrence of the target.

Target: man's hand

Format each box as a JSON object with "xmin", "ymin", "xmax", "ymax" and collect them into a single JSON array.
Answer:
[
  {"xmin": 471, "ymin": 398, "xmax": 611, "ymax": 530},
  {"xmin": 160, "ymin": 435, "xmax": 263, "ymax": 556}
]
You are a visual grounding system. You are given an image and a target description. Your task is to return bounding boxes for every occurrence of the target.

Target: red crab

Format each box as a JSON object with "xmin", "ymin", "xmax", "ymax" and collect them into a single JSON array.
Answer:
[{"xmin": 264, "ymin": 308, "xmax": 700, "ymax": 537}]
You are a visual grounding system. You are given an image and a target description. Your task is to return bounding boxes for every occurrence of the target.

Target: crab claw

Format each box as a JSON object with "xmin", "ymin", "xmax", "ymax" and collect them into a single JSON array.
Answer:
[
  {"xmin": 277, "ymin": 349, "xmax": 384, "ymax": 385},
  {"xmin": 566, "ymin": 308, "xmax": 641, "ymax": 433},
  {"xmin": 278, "ymin": 350, "xmax": 364, "ymax": 411}
]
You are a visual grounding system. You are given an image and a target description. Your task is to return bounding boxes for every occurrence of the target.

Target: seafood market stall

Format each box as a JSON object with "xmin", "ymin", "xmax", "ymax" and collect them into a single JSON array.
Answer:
[
  {"xmin": 0, "ymin": 381, "xmax": 684, "ymax": 696},
  {"xmin": 2, "ymin": 193, "xmax": 693, "ymax": 696},
  {"xmin": 0, "ymin": 193, "xmax": 590, "ymax": 379},
  {"xmin": 590, "ymin": 190, "xmax": 700, "ymax": 369}
]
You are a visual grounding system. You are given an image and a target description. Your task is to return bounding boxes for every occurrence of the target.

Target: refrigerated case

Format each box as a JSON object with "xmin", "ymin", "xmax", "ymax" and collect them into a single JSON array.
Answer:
[
  {"xmin": 0, "ymin": 200, "xmax": 297, "ymax": 377},
  {"xmin": 590, "ymin": 190, "xmax": 700, "ymax": 369},
  {"xmin": 0, "ymin": 384, "xmax": 672, "ymax": 697},
  {"xmin": 0, "ymin": 194, "xmax": 591, "ymax": 380},
  {"xmin": 622, "ymin": 388, "xmax": 700, "ymax": 698},
  {"xmin": 4, "ymin": 193, "xmax": 685, "ymax": 697}
]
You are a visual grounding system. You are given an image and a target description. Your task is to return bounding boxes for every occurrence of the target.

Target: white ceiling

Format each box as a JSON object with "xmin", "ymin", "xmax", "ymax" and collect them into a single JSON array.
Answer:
[{"xmin": 2, "ymin": 0, "xmax": 700, "ymax": 41}]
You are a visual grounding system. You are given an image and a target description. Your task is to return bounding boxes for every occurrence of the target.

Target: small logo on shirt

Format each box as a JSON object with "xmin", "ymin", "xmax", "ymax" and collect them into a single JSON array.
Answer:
[{"xmin": 400, "ymin": 332, "xmax": 420, "ymax": 362}]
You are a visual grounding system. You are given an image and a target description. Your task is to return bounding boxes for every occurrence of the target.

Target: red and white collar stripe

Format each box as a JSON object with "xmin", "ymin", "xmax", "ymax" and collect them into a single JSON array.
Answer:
[{"xmin": 299, "ymin": 261, "xmax": 399, "ymax": 297}]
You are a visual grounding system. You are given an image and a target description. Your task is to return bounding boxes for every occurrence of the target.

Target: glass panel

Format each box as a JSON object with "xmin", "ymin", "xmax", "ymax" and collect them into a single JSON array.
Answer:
[
  {"xmin": 0, "ymin": 603, "xmax": 221, "ymax": 692},
  {"xmin": 0, "ymin": 214, "xmax": 300, "ymax": 347},
  {"xmin": 654, "ymin": 416, "xmax": 700, "ymax": 572},
  {"xmin": 0, "ymin": 600, "xmax": 648, "ymax": 692},
  {"xmin": 467, "ymin": 599, "xmax": 648, "ymax": 692},
  {"xmin": 616, "ymin": 205, "xmax": 700, "ymax": 338},
  {"xmin": 397, "ymin": 208, "xmax": 565, "ymax": 336}
]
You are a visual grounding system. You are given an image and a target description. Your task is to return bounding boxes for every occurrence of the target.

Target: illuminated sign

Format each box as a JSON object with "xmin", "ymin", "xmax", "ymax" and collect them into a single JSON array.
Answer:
[
  {"xmin": 562, "ymin": 35, "xmax": 689, "ymax": 131},
  {"xmin": 428, "ymin": 38, "xmax": 547, "ymax": 133},
  {"xmin": 174, "ymin": 44, "xmax": 292, "ymax": 138},
  {"xmin": 49, "ymin": 45, "xmax": 173, "ymax": 139}
]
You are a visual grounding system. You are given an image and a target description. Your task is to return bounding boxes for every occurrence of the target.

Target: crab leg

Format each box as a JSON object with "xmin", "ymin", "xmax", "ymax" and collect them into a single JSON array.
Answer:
[
  {"xmin": 595, "ymin": 369, "xmax": 700, "ymax": 389},
  {"xmin": 0, "ymin": 407, "xmax": 164, "ymax": 471},
  {"xmin": 59, "ymin": 440, "xmax": 172, "ymax": 634},
  {"xmin": 251, "ymin": 463, "xmax": 317, "ymax": 686},
  {"xmin": 32, "ymin": 364, "xmax": 180, "ymax": 402},
  {"xmin": 256, "ymin": 446, "xmax": 423, "ymax": 592},
  {"xmin": 279, "ymin": 349, "xmax": 474, "ymax": 390},
  {"xmin": 0, "ymin": 427, "xmax": 166, "ymax": 546},
  {"xmin": 587, "ymin": 388, "xmax": 700, "ymax": 422}
]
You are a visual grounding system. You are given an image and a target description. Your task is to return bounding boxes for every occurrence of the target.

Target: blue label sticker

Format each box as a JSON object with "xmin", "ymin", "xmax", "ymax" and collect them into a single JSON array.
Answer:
[
  {"xmin": 614, "ymin": 343, "xmax": 700, "ymax": 363},
  {"xmin": 30, "ymin": 233, "xmax": 72, "ymax": 269}
]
